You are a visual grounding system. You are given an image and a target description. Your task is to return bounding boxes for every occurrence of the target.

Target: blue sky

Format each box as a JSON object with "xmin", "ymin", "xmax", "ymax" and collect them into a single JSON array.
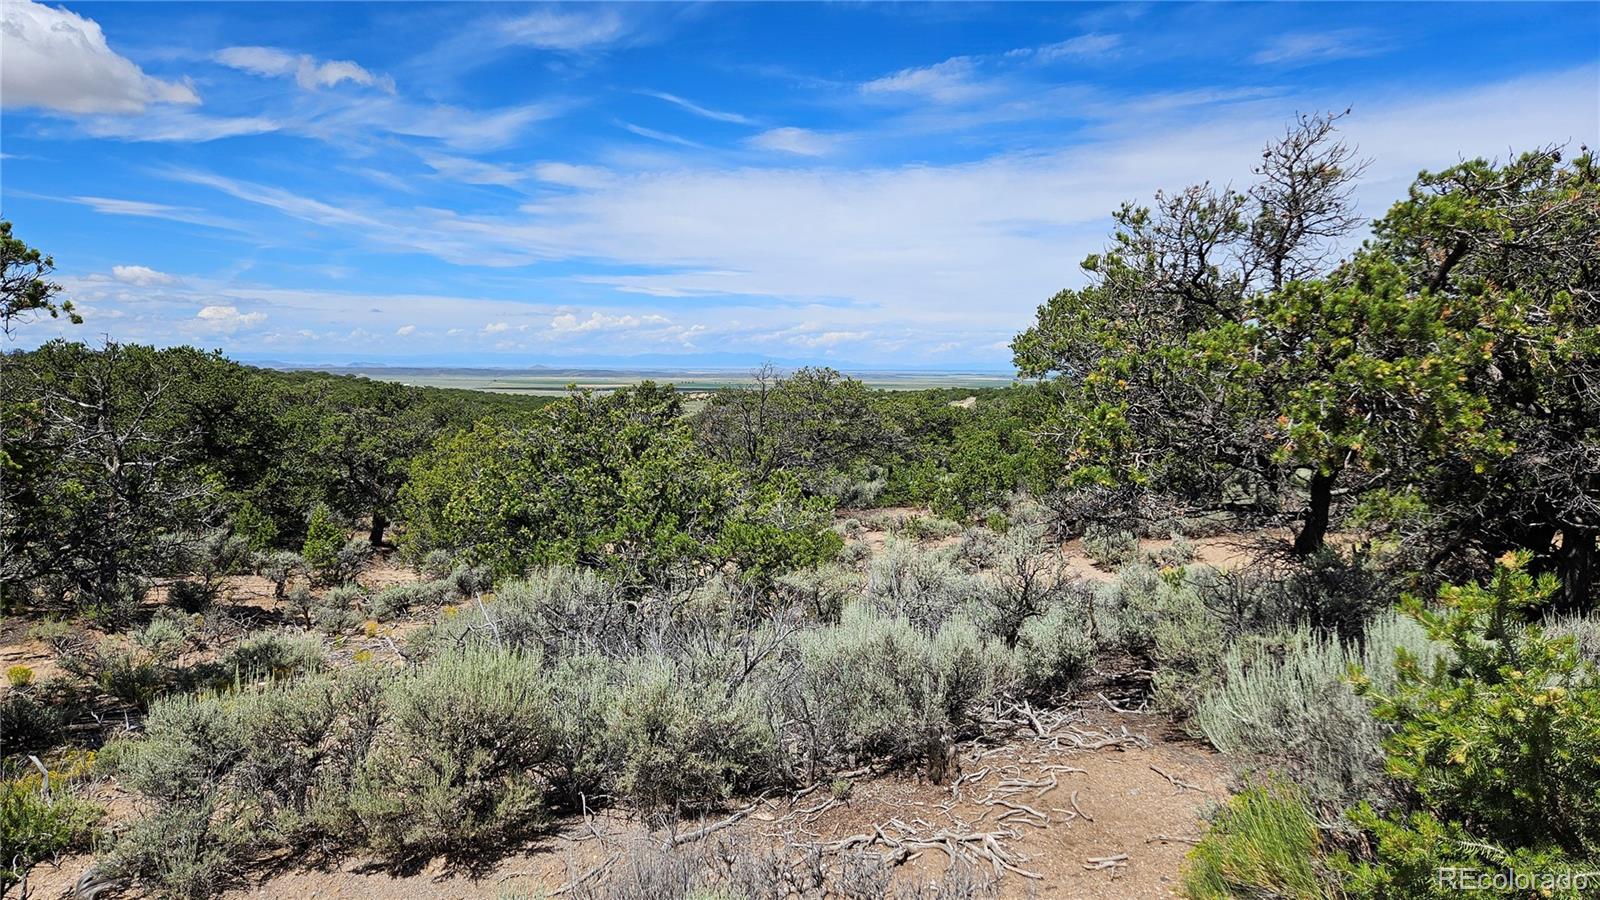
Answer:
[{"xmin": 2, "ymin": 2, "xmax": 1596, "ymax": 369}]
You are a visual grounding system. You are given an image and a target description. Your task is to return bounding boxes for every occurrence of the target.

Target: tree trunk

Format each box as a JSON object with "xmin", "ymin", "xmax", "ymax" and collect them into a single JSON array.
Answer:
[
  {"xmin": 368, "ymin": 510, "xmax": 388, "ymax": 547},
  {"xmin": 1556, "ymin": 526, "xmax": 1598, "ymax": 612},
  {"xmin": 1293, "ymin": 470, "xmax": 1336, "ymax": 556}
]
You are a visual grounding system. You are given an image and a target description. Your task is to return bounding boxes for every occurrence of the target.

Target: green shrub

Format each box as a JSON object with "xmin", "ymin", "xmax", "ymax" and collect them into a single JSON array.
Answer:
[
  {"xmin": 1343, "ymin": 557, "xmax": 1600, "ymax": 893},
  {"xmin": 166, "ymin": 579, "xmax": 215, "ymax": 614},
  {"xmin": 1184, "ymin": 781, "xmax": 1332, "ymax": 900},
  {"xmin": 0, "ymin": 687, "xmax": 70, "ymax": 753},
  {"xmin": 1195, "ymin": 610, "xmax": 1440, "ymax": 808},
  {"xmin": 92, "ymin": 644, "xmax": 169, "ymax": 708},
  {"xmin": 300, "ymin": 504, "xmax": 345, "ymax": 581},
  {"xmin": 354, "ymin": 649, "xmax": 551, "ymax": 860},
  {"xmin": 1149, "ymin": 580, "xmax": 1227, "ymax": 718},
  {"xmin": 1, "ymin": 769, "xmax": 103, "ymax": 888}
]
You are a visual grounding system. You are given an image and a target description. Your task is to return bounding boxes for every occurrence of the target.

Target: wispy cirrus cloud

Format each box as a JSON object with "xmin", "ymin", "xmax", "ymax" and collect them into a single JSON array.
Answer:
[
  {"xmin": 497, "ymin": 6, "xmax": 631, "ymax": 50},
  {"xmin": 861, "ymin": 57, "xmax": 993, "ymax": 104},
  {"xmin": 1252, "ymin": 29, "xmax": 1387, "ymax": 66},
  {"xmin": 639, "ymin": 90, "xmax": 755, "ymax": 125}
]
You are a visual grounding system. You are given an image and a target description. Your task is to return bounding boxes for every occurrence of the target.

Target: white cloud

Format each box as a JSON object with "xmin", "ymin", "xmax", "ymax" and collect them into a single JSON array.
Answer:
[
  {"xmin": 78, "ymin": 108, "xmax": 279, "ymax": 143},
  {"xmin": 640, "ymin": 91, "xmax": 755, "ymax": 125},
  {"xmin": 748, "ymin": 127, "xmax": 839, "ymax": 157},
  {"xmin": 64, "ymin": 195, "xmax": 249, "ymax": 232},
  {"xmin": 1029, "ymin": 33, "xmax": 1122, "ymax": 62},
  {"xmin": 860, "ymin": 57, "xmax": 991, "ymax": 104},
  {"xmin": 549, "ymin": 312, "xmax": 671, "ymax": 333},
  {"xmin": 498, "ymin": 8, "xmax": 628, "ymax": 50},
  {"xmin": 0, "ymin": 0, "xmax": 199, "ymax": 114},
  {"xmin": 1252, "ymin": 30, "xmax": 1383, "ymax": 66},
  {"xmin": 422, "ymin": 153, "xmax": 530, "ymax": 186},
  {"xmin": 142, "ymin": 66, "xmax": 1597, "ymax": 364},
  {"xmin": 195, "ymin": 305, "xmax": 266, "ymax": 332},
  {"xmin": 533, "ymin": 162, "xmax": 615, "ymax": 189},
  {"xmin": 619, "ymin": 121, "xmax": 705, "ymax": 148},
  {"xmin": 215, "ymin": 46, "xmax": 396, "ymax": 93},
  {"xmin": 396, "ymin": 324, "xmax": 416, "ymax": 336},
  {"xmin": 111, "ymin": 265, "xmax": 178, "ymax": 286},
  {"xmin": 483, "ymin": 322, "xmax": 512, "ymax": 333}
]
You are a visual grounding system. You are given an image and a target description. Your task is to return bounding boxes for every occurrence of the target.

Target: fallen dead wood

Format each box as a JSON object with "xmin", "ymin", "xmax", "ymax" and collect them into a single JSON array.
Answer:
[
  {"xmin": 1149, "ymin": 764, "xmax": 1202, "ymax": 792},
  {"xmin": 666, "ymin": 796, "xmax": 768, "ymax": 847}
]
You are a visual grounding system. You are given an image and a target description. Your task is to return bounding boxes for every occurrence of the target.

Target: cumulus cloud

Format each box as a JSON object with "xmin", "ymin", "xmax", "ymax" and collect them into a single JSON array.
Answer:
[
  {"xmin": 111, "ymin": 265, "xmax": 178, "ymax": 286},
  {"xmin": 396, "ymin": 324, "xmax": 416, "ymax": 336},
  {"xmin": 215, "ymin": 46, "xmax": 396, "ymax": 93},
  {"xmin": 748, "ymin": 127, "xmax": 839, "ymax": 157},
  {"xmin": 0, "ymin": 0, "xmax": 199, "ymax": 114},
  {"xmin": 195, "ymin": 305, "xmax": 266, "ymax": 332},
  {"xmin": 549, "ymin": 312, "xmax": 670, "ymax": 333}
]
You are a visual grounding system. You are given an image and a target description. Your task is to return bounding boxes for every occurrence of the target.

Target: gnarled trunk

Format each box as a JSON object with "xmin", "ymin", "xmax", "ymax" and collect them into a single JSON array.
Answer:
[
  {"xmin": 368, "ymin": 510, "xmax": 389, "ymax": 548},
  {"xmin": 1555, "ymin": 526, "xmax": 1598, "ymax": 612},
  {"xmin": 1293, "ymin": 470, "xmax": 1336, "ymax": 557}
]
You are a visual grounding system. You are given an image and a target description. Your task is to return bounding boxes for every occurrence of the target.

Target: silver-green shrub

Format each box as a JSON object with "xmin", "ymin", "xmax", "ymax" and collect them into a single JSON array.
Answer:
[
  {"xmin": 218, "ymin": 631, "xmax": 326, "ymax": 681},
  {"xmin": 775, "ymin": 562, "xmax": 863, "ymax": 623},
  {"xmin": 1194, "ymin": 610, "xmax": 1444, "ymax": 808},
  {"xmin": 367, "ymin": 577, "xmax": 456, "ymax": 621},
  {"xmin": 354, "ymin": 648, "xmax": 552, "ymax": 859},
  {"xmin": 863, "ymin": 539, "xmax": 978, "ymax": 631},
  {"xmin": 1083, "ymin": 525, "xmax": 1139, "ymax": 569},
  {"xmin": 784, "ymin": 605, "xmax": 1009, "ymax": 775},
  {"xmin": 413, "ymin": 565, "xmax": 628, "ymax": 658},
  {"xmin": 1013, "ymin": 602, "xmax": 1093, "ymax": 697},
  {"xmin": 1545, "ymin": 611, "xmax": 1600, "ymax": 666},
  {"xmin": 605, "ymin": 656, "xmax": 778, "ymax": 815}
]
